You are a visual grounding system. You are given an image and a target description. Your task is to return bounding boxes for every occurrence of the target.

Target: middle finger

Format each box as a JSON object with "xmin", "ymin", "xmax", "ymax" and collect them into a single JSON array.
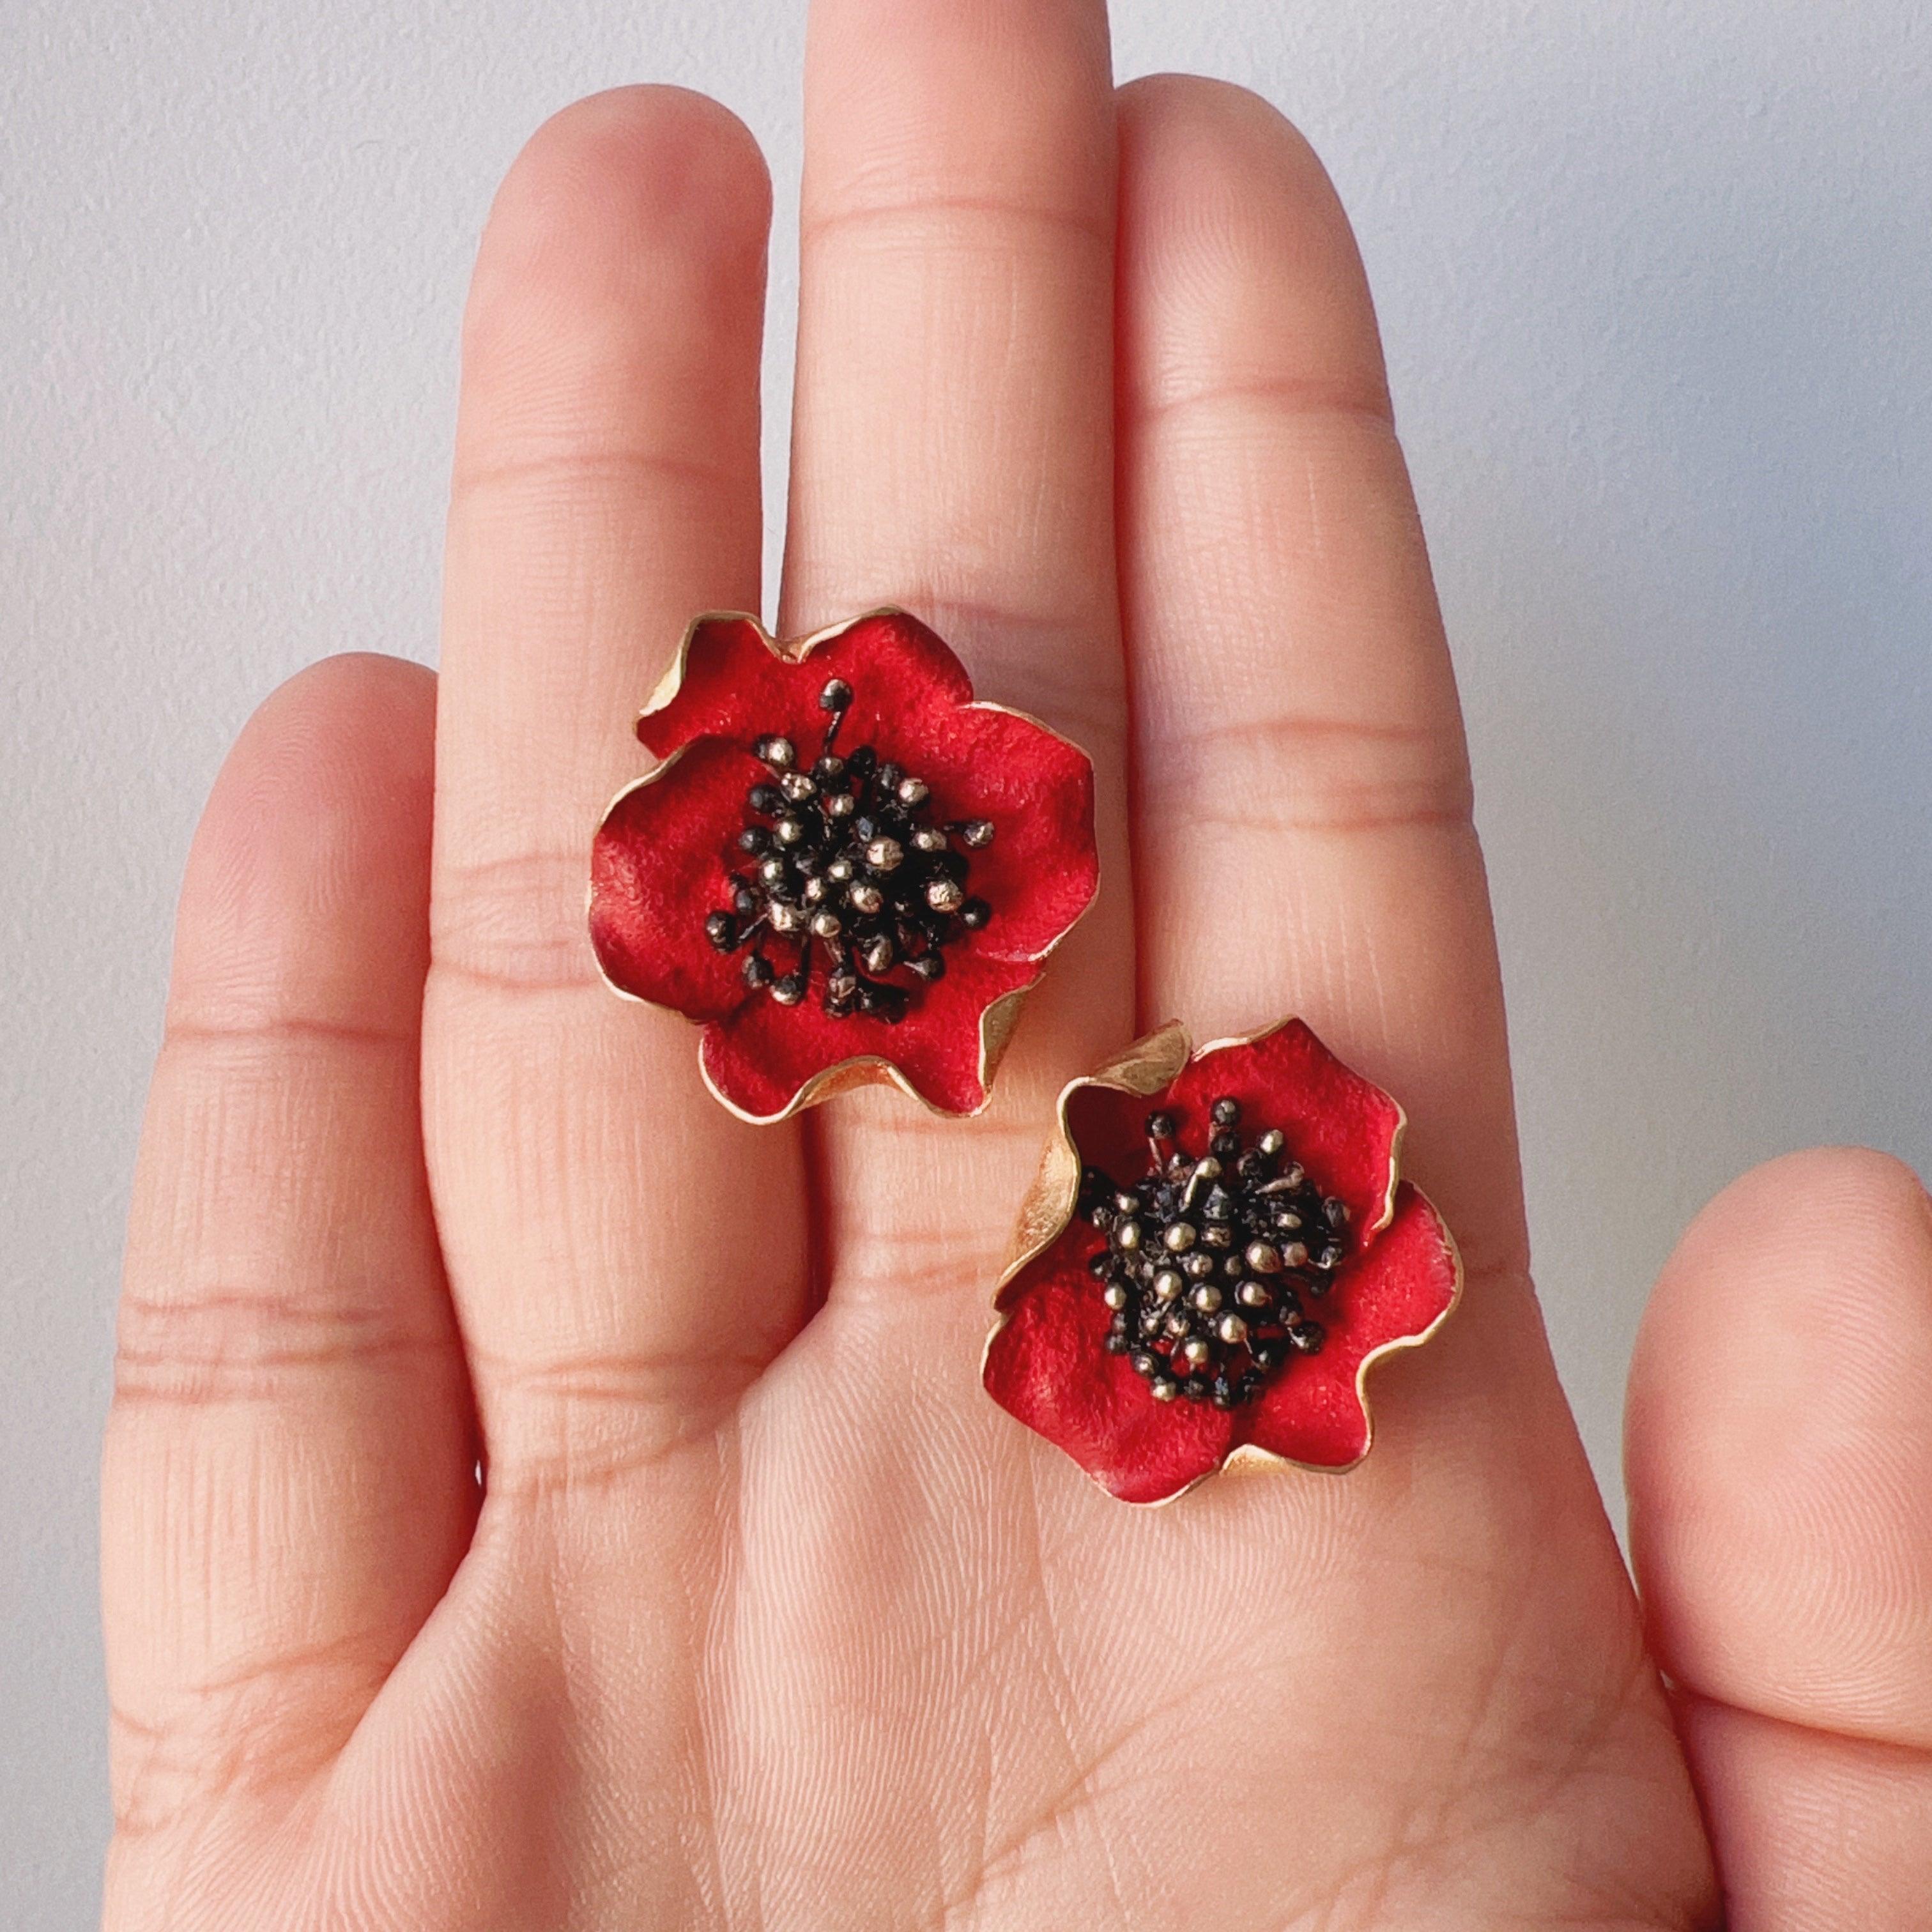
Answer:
[{"xmin": 780, "ymin": 0, "xmax": 1130, "ymax": 1309}]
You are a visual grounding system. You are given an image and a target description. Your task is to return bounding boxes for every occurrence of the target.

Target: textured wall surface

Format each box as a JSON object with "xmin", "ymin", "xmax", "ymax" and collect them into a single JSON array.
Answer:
[{"xmin": 3, "ymin": 0, "xmax": 1928, "ymax": 1917}]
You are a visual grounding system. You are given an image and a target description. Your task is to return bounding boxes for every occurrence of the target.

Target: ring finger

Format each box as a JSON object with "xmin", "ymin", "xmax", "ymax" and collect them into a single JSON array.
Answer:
[{"xmin": 427, "ymin": 89, "xmax": 809, "ymax": 1489}]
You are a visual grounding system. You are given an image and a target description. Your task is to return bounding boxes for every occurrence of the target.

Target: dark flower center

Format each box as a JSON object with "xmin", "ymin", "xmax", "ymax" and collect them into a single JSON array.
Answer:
[
  {"xmin": 703, "ymin": 677, "xmax": 994, "ymax": 1022},
  {"xmin": 1080, "ymin": 1096, "xmax": 1353, "ymax": 1409}
]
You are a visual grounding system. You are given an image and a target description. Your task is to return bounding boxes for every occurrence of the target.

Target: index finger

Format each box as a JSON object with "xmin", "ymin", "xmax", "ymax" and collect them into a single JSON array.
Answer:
[{"xmin": 1116, "ymin": 77, "xmax": 1526, "ymax": 1286}]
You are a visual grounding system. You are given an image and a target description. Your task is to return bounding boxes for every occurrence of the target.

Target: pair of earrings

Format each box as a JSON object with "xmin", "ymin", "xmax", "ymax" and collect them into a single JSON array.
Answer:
[{"xmin": 590, "ymin": 610, "xmax": 1460, "ymax": 1505}]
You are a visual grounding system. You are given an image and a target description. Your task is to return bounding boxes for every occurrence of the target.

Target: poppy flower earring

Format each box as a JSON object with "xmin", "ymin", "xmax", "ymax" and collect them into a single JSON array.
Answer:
[
  {"xmin": 982, "ymin": 1018, "xmax": 1461, "ymax": 1505},
  {"xmin": 590, "ymin": 608, "xmax": 1100, "ymax": 1122}
]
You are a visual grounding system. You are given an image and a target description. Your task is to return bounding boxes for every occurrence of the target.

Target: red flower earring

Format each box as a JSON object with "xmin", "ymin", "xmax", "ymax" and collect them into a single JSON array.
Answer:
[
  {"xmin": 982, "ymin": 1018, "xmax": 1460, "ymax": 1504},
  {"xmin": 590, "ymin": 609, "xmax": 1100, "ymax": 1122}
]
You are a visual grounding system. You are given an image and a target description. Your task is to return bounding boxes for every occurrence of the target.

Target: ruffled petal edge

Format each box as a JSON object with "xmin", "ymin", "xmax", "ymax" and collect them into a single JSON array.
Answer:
[
  {"xmin": 698, "ymin": 949, "xmax": 1043, "ymax": 1124},
  {"xmin": 636, "ymin": 608, "xmax": 977, "ymax": 760}
]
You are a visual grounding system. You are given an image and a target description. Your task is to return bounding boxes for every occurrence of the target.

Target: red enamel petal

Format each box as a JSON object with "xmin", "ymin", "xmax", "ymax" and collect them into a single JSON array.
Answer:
[
  {"xmin": 698, "ymin": 947, "xmax": 1039, "ymax": 1121},
  {"xmin": 1167, "ymin": 1022, "xmax": 1403, "ymax": 1238},
  {"xmin": 1236, "ymin": 1183, "xmax": 1459, "ymax": 1469},
  {"xmin": 899, "ymin": 703, "xmax": 1098, "ymax": 962},
  {"xmin": 983, "ymin": 1236, "xmax": 1234, "ymax": 1505},
  {"xmin": 1062, "ymin": 1078, "xmax": 1174, "ymax": 1199},
  {"xmin": 640, "ymin": 610, "xmax": 975, "ymax": 760},
  {"xmin": 589, "ymin": 739, "xmax": 761, "ymax": 1023}
]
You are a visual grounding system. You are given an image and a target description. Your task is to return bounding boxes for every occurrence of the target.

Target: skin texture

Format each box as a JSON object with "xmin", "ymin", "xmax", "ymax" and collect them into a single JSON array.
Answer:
[{"xmin": 102, "ymin": 4, "xmax": 1932, "ymax": 1926}]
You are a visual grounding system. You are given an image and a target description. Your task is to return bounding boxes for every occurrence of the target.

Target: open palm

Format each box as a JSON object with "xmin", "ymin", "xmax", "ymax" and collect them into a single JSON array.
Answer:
[{"xmin": 104, "ymin": 3, "xmax": 1932, "ymax": 1926}]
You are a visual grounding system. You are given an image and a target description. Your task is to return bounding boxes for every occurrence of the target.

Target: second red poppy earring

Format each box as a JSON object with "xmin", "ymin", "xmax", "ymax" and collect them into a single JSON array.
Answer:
[
  {"xmin": 588, "ymin": 608, "xmax": 1100, "ymax": 1123},
  {"xmin": 981, "ymin": 1018, "xmax": 1461, "ymax": 1504}
]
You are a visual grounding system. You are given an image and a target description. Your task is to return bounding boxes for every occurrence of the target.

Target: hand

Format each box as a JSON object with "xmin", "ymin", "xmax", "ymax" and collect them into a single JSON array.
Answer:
[{"xmin": 103, "ymin": 3, "xmax": 1932, "ymax": 1924}]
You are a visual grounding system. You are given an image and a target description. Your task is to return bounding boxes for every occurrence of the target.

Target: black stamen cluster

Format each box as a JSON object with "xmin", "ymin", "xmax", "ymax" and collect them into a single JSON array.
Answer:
[
  {"xmin": 704, "ymin": 678, "xmax": 993, "ymax": 1022},
  {"xmin": 1081, "ymin": 1097, "xmax": 1353, "ymax": 1409}
]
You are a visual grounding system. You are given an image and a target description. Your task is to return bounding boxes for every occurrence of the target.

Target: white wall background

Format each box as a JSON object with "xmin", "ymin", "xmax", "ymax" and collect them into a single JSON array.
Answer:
[{"xmin": 3, "ymin": 0, "xmax": 1928, "ymax": 1917}]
